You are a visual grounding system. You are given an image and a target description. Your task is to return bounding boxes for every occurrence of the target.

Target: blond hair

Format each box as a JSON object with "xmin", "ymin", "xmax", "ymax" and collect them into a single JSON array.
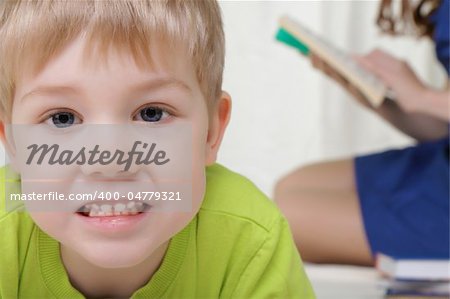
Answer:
[{"xmin": 0, "ymin": 0, "xmax": 225, "ymax": 122}]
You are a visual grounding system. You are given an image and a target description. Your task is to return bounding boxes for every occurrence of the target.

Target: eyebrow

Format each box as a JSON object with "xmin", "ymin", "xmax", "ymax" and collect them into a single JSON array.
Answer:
[{"xmin": 20, "ymin": 77, "xmax": 193, "ymax": 103}]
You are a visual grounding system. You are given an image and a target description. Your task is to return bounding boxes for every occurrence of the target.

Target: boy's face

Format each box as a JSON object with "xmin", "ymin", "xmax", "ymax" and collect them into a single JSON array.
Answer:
[{"xmin": 2, "ymin": 35, "xmax": 230, "ymax": 268}]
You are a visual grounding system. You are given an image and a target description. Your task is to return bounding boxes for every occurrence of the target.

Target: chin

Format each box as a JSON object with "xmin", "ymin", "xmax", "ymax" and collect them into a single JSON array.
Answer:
[{"xmin": 77, "ymin": 239, "xmax": 162, "ymax": 269}]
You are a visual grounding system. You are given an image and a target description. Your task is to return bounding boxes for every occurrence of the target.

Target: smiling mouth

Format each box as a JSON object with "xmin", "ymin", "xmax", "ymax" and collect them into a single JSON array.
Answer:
[{"xmin": 76, "ymin": 201, "xmax": 151, "ymax": 217}]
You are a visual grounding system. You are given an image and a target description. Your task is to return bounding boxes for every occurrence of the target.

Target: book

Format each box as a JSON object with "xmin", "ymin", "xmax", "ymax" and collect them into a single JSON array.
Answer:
[
  {"xmin": 381, "ymin": 279, "xmax": 450, "ymax": 298},
  {"xmin": 376, "ymin": 253, "xmax": 450, "ymax": 281},
  {"xmin": 276, "ymin": 15, "xmax": 391, "ymax": 107},
  {"xmin": 386, "ymin": 294, "xmax": 450, "ymax": 298}
]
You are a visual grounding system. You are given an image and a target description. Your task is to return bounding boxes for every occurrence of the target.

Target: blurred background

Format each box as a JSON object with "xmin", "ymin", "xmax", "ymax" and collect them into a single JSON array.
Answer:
[
  {"xmin": 0, "ymin": 1, "xmax": 447, "ymax": 198},
  {"xmin": 216, "ymin": 4, "xmax": 448, "ymax": 296},
  {"xmin": 217, "ymin": 0, "xmax": 447, "ymax": 196}
]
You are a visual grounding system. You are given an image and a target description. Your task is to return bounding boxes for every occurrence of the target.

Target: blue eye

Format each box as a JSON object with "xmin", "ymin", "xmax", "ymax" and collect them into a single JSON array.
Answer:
[
  {"xmin": 46, "ymin": 111, "xmax": 80, "ymax": 128},
  {"xmin": 136, "ymin": 107, "xmax": 169, "ymax": 122}
]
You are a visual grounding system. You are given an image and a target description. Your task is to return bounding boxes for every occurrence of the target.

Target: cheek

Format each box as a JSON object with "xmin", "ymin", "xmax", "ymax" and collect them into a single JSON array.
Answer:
[
  {"xmin": 189, "ymin": 118, "xmax": 208, "ymax": 209},
  {"xmin": 191, "ymin": 166, "xmax": 206, "ymax": 209},
  {"xmin": 28, "ymin": 212, "xmax": 70, "ymax": 238},
  {"xmin": 190, "ymin": 111, "xmax": 210, "ymax": 163}
]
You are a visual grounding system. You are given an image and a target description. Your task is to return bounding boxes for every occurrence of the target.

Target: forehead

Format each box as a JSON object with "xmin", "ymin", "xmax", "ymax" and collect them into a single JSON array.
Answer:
[{"xmin": 16, "ymin": 34, "xmax": 199, "ymax": 94}]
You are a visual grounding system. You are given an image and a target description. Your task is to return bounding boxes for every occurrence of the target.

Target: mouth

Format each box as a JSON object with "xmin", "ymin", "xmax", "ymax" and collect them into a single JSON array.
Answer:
[{"xmin": 76, "ymin": 201, "xmax": 151, "ymax": 217}]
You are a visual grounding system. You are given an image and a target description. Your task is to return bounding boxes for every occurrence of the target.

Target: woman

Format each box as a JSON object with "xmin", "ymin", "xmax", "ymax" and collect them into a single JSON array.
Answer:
[{"xmin": 275, "ymin": 0, "xmax": 449, "ymax": 265}]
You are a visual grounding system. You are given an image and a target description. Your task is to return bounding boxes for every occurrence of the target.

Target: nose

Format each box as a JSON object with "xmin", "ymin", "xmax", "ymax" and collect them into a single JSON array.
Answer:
[
  {"xmin": 78, "ymin": 125, "xmax": 143, "ymax": 178},
  {"xmin": 80, "ymin": 147, "xmax": 143, "ymax": 179}
]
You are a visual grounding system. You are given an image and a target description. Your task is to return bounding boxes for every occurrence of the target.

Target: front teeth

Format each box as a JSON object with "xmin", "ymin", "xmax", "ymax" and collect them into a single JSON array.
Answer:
[{"xmin": 82, "ymin": 202, "xmax": 145, "ymax": 217}]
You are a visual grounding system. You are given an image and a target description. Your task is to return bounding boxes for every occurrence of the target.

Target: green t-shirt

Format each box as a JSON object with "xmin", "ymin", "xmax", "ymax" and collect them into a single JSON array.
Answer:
[{"xmin": 0, "ymin": 164, "xmax": 315, "ymax": 298}]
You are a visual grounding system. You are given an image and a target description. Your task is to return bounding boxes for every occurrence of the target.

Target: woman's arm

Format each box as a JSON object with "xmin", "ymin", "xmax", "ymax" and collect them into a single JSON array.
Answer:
[
  {"xmin": 356, "ymin": 49, "xmax": 449, "ymax": 141},
  {"xmin": 310, "ymin": 50, "xmax": 449, "ymax": 142},
  {"xmin": 376, "ymin": 98, "xmax": 449, "ymax": 141}
]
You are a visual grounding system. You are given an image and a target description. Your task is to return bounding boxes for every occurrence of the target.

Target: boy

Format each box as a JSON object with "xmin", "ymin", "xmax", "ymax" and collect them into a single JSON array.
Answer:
[{"xmin": 0, "ymin": 1, "xmax": 315, "ymax": 298}]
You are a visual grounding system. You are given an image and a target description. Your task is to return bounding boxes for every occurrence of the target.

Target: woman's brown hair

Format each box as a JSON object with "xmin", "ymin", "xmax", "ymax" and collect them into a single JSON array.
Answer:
[{"xmin": 377, "ymin": 0, "xmax": 441, "ymax": 37}]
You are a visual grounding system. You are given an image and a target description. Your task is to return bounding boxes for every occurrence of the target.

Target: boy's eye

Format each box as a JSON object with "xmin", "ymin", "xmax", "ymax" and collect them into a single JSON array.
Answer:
[
  {"xmin": 135, "ymin": 107, "xmax": 169, "ymax": 123},
  {"xmin": 45, "ymin": 112, "xmax": 81, "ymax": 128}
]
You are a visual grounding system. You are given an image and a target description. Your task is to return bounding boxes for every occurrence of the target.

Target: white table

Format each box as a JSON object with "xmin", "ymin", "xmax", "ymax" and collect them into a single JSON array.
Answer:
[{"xmin": 304, "ymin": 263, "xmax": 386, "ymax": 299}]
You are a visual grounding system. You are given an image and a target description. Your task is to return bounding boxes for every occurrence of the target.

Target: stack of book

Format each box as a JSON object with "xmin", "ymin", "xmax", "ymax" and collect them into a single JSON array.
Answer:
[{"xmin": 376, "ymin": 253, "xmax": 450, "ymax": 298}]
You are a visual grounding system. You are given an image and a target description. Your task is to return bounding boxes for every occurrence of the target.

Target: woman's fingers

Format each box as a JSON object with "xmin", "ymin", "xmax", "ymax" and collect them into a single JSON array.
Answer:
[
  {"xmin": 310, "ymin": 53, "xmax": 372, "ymax": 107},
  {"xmin": 310, "ymin": 53, "xmax": 322, "ymax": 68},
  {"xmin": 357, "ymin": 49, "xmax": 412, "ymax": 86}
]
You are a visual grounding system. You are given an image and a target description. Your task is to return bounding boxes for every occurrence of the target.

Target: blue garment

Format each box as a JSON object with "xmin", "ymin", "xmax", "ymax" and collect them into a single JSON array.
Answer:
[
  {"xmin": 355, "ymin": 0, "xmax": 450, "ymax": 259},
  {"xmin": 430, "ymin": 0, "xmax": 449, "ymax": 73}
]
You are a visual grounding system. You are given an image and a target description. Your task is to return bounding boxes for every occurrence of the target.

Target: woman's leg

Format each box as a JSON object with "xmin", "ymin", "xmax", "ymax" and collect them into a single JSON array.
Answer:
[{"xmin": 274, "ymin": 159, "xmax": 374, "ymax": 266}]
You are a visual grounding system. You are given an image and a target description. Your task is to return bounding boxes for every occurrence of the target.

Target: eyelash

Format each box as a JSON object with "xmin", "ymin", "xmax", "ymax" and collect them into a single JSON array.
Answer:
[
  {"xmin": 40, "ymin": 104, "xmax": 174, "ymax": 128},
  {"xmin": 132, "ymin": 104, "xmax": 173, "ymax": 123},
  {"xmin": 41, "ymin": 109, "xmax": 82, "ymax": 128}
]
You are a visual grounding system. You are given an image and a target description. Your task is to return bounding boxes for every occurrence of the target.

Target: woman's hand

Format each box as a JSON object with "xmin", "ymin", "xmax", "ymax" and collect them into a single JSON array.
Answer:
[
  {"xmin": 354, "ymin": 49, "xmax": 428, "ymax": 114},
  {"xmin": 309, "ymin": 53, "xmax": 373, "ymax": 109},
  {"xmin": 308, "ymin": 49, "xmax": 449, "ymax": 140}
]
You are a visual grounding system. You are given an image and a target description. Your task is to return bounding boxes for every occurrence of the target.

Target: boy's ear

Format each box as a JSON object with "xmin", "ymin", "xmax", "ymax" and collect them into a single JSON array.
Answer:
[
  {"xmin": 0, "ymin": 121, "xmax": 9, "ymax": 153},
  {"xmin": 0, "ymin": 121, "xmax": 5, "ymax": 145},
  {"xmin": 0, "ymin": 121, "xmax": 17, "ymax": 167},
  {"xmin": 205, "ymin": 91, "xmax": 232, "ymax": 165}
]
